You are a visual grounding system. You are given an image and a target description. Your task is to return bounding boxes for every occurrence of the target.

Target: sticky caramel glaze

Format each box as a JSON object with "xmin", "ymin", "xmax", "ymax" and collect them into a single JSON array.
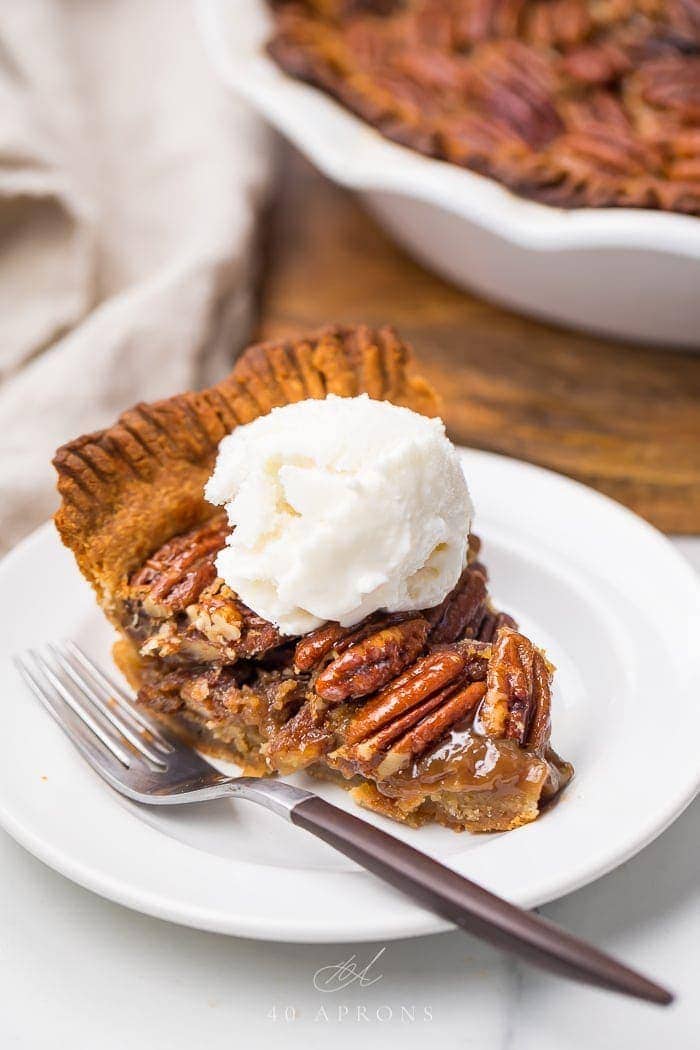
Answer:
[{"xmin": 369, "ymin": 720, "xmax": 572, "ymax": 807}]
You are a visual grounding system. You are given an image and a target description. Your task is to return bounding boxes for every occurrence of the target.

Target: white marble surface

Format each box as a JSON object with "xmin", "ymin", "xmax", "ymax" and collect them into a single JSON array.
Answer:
[{"xmin": 1, "ymin": 540, "xmax": 698, "ymax": 1050}]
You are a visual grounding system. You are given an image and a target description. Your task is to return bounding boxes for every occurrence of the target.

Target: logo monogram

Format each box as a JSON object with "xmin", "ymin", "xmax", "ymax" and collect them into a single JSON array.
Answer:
[{"xmin": 312, "ymin": 948, "xmax": 386, "ymax": 993}]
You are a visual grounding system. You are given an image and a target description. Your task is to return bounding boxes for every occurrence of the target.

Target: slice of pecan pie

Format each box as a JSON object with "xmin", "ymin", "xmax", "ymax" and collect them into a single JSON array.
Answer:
[{"xmin": 53, "ymin": 324, "xmax": 572, "ymax": 831}]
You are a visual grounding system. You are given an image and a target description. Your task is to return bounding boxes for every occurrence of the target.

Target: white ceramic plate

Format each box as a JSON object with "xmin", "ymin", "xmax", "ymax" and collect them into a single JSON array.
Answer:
[
  {"xmin": 0, "ymin": 449, "xmax": 698, "ymax": 942},
  {"xmin": 196, "ymin": 0, "xmax": 700, "ymax": 348}
]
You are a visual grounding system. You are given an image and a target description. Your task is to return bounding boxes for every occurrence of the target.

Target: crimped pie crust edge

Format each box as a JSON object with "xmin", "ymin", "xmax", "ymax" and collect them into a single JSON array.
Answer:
[{"xmin": 53, "ymin": 324, "xmax": 440, "ymax": 614}]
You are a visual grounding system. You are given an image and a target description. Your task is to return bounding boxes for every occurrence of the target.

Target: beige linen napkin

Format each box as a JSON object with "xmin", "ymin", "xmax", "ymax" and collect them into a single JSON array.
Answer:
[{"xmin": 0, "ymin": 0, "xmax": 270, "ymax": 553}]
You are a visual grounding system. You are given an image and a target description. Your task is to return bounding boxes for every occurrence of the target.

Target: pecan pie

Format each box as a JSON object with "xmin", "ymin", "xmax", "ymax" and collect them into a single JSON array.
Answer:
[
  {"xmin": 267, "ymin": 0, "xmax": 700, "ymax": 214},
  {"xmin": 54, "ymin": 324, "xmax": 572, "ymax": 832}
]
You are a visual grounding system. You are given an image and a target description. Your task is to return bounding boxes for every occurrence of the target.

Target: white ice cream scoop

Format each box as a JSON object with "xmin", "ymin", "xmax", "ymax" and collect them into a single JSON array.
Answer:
[{"xmin": 205, "ymin": 394, "xmax": 473, "ymax": 635}]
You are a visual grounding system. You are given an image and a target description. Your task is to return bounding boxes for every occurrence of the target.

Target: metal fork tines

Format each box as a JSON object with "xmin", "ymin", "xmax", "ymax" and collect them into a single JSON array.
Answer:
[
  {"xmin": 12, "ymin": 641, "xmax": 227, "ymax": 805},
  {"xmin": 13, "ymin": 642, "xmax": 303, "ymax": 809},
  {"xmin": 15, "ymin": 641, "xmax": 172, "ymax": 768}
]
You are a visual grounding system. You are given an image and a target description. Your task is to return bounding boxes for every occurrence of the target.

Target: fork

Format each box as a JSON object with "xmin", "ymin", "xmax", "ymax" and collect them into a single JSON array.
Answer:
[{"xmin": 14, "ymin": 641, "xmax": 672, "ymax": 1005}]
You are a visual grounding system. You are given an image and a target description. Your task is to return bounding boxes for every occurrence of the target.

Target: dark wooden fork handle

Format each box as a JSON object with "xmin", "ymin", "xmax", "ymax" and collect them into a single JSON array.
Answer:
[{"xmin": 292, "ymin": 795, "xmax": 673, "ymax": 1005}]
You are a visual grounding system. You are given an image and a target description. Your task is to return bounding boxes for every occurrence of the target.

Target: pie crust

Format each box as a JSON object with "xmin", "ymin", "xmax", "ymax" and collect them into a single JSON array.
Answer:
[{"xmin": 54, "ymin": 324, "xmax": 438, "ymax": 614}]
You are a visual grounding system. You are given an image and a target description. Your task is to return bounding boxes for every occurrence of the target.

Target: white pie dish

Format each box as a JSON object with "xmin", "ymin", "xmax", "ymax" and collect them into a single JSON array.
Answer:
[
  {"xmin": 196, "ymin": 0, "xmax": 700, "ymax": 349},
  {"xmin": 0, "ymin": 448, "xmax": 698, "ymax": 942}
]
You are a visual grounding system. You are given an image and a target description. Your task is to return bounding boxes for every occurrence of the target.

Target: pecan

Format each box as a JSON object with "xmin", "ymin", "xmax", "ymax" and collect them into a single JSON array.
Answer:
[
  {"xmin": 427, "ymin": 565, "xmax": 488, "ymax": 644},
  {"xmin": 131, "ymin": 516, "xmax": 227, "ymax": 617},
  {"xmin": 638, "ymin": 55, "xmax": 700, "ymax": 123},
  {"xmin": 293, "ymin": 611, "xmax": 404, "ymax": 672},
  {"xmin": 315, "ymin": 617, "xmax": 430, "ymax": 702},
  {"xmin": 180, "ymin": 667, "xmax": 240, "ymax": 720},
  {"xmin": 526, "ymin": 650, "xmax": 553, "ymax": 752},
  {"xmin": 374, "ymin": 681, "xmax": 487, "ymax": 778},
  {"xmin": 266, "ymin": 699, "xmax": 335, "ymax": 774},
  {"xmin": 294, "ymin": 621, "xmax": 350, "ymax": 672},
  {"xmin": 294, "ymin": 532, "xmax": 484, "ymax": 672},
  {"xmin": 137, "ymin": 666, "xmax": 190, "ymax": 713},
  {"xmin": 343, "ymin": 644, "xmax": 479, "ymax": 747},
  {"xmin": 475, "ymin": 627, "xmax": 552, "ymax": 750},
  {"xmin": 186, "ymin": 586, "xmax": 243, "ymax": 645},
  {"xmin": 464, "ymin": 651, "xmax": 490, "ymax": 680},
  {"xmin": 126, "ymin": 517, "xmax": 284, "ymax": 662},
  {"xmin": 229, "ymin": 605, "xmax": 284, "ymax": 658},
  {"xmin": 139, "ymin": 621, "xmax": 181, "ymax": 659},
  {"xmin": 477, "ymin": 610, "xmax": 518, "ymax": 643},
  {"xmin": 343, "ymin": 677, "xmax": 486, "ymax": 772},
  {"xmin": 563, "ymin": 41, "xmax": 632, "ymax": 86}
]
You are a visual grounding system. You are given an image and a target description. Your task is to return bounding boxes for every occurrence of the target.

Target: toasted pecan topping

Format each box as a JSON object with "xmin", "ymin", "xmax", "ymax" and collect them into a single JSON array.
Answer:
[
  {"xmin": 427, "ymin": 565, "xmax": 488, "ymax": 644},
  {"xmin": 293, "ymin": 610, "xmax": 407, "ymax": 672},
  {"xmin": 342, "ymin": 677, "xmax": 486, "ymax": 774},
  {"xmin": 126, "ymin": 517, "xmax": 284, "ymax": 660},
  {"xmin": 476, "ymin": 627, "xmax": 553, "ymax": 750},
  {"xmin": 126, "ymin": 516, "xmax": 512, "ymax": 679},
  {"xmin": 294, "ymin": 621, "xmax": 350, "ymax": 672},
  {"xmin": 130, "ymin": 516, "xmax": 227, "ymax": 616},
  {"xmin": 343, "ymin": 644, "xmax": 478, "ymax": 747},
  {"xmin": 118, "ymin": 504, "xmax": 570, "ymax": 830},
  {"xmin": 314, "ymin": 617, "xmax": 430, "ymax": 702},
  {"xmin": 374, "ymin": 681, "xmax": 488, "ymax": 778}
]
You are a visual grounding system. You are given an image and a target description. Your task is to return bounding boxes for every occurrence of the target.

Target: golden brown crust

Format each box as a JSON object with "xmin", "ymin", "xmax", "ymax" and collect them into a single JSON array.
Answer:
[{"xmin": 53, "ymin": 324, "xmax": 440, "ymax": 615}]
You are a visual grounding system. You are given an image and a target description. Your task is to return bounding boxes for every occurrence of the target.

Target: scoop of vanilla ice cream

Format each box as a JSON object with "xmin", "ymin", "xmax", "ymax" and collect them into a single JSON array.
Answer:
[{"xmin": 204, "ymin": 394, "xmax": 473, "ymax": 636}]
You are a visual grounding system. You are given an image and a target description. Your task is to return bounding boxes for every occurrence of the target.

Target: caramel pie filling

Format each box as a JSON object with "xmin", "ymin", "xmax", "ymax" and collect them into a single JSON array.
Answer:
[{"xmin": 113, "ymin": 518, "xmax": 572, "ymax": 832}]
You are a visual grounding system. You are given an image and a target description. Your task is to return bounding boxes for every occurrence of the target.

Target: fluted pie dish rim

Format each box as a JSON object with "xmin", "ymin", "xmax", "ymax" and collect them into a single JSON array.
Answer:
[
  {"xmin": 196, "ymin": 0, "xmax": 700, "ymax": 348},
  {"xmin": 197, "ymin": 0, "xmax": 700, "ymax": 258}
]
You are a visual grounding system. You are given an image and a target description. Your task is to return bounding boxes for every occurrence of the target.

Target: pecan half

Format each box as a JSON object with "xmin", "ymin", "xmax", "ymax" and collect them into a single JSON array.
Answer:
[
  {"xmin": 476, "ymin": 610, "xmax": 518, "ymax": 643},
  {"xmin": 427, "ymin": 565, "xmax": 488, "ymax": 644},
  {"xmin": 293, "ymin": 611, "xmax": 405, "ymax": 672},
  {"xmin": 343, "ymin": 643, "xmax": 482, "ymax": 747},
  {"xmin": 265, "ymin": 699, "xmax": 335, "ymax": 774},
  {"xmin": 475, "ymin": 627, "xmax": 552, "ymax": 750},
  {"xmin": 130, "ymin": 516, "xmax": 227, "ymax": 617},
  {"xmin": 294, "ymin": 621, "xmax": 349, "ymax": 672},
  {"xmin": 314, "ymin": 617, "xmax": 430, "ymax": 702},
  {"xmin": 374, "ymin": 681, "xmax": 487, "ymax": 778},
  {"xmin": 340, "ymin": 677, "xmax": 486, "ymax": 775}
]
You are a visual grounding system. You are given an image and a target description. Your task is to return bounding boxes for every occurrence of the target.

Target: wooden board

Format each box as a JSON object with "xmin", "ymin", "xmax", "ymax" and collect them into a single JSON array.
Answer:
[{"xmin": 257, "ymin": 149, "xmax": 700, "ymax": 534}]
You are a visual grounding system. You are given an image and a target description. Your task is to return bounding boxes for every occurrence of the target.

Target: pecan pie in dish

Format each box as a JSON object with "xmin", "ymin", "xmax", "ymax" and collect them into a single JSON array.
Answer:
[
  {"xmin": 54, "ymin": 325, "xmax": 572, "ymax": 832},
  {"xmin": 267, "ymin": 0, "xmax": 700, "ymax": 214}
]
